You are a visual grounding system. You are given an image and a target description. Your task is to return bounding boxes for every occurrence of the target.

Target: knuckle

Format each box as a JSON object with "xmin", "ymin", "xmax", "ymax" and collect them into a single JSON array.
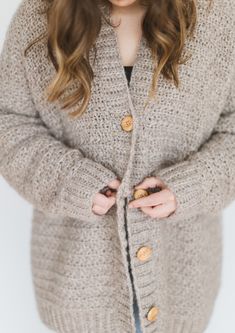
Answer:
[
  {"xmin": 93, "ymin": 192, "xmax": 100, "ymax": 203},
  {"xmin": 150, "ymin": 210, "xmax": 159, "ymax": 218},
  {"xmin": 103, "ymin": 200, "xmax": 115, "ymax": 212},
  {"xmin": 169, "ymin": 191, "xmax": 175, "ymax": 201},
  {"xmin": 100, "ymin": 207, "xmax": 107, "ymax": 215},
  {"xmin": 103, "ymin": 200, "xmax": 110, "ymax": 209},
  {"xmin": 93, "ymin": 205, "xmax": 106, "ymax": 215}
]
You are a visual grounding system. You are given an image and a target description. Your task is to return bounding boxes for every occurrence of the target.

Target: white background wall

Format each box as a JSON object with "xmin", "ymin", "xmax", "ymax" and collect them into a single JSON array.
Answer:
[{"xmin": 0, "ymin": 1, "xmax": 235, "ymax": 333}]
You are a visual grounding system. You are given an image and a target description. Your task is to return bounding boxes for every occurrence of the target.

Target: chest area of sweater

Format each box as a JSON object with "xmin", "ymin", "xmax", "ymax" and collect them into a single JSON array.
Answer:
[{"xmin": 24, "ymin": 6, "xmax": 234, "ymax": 176}]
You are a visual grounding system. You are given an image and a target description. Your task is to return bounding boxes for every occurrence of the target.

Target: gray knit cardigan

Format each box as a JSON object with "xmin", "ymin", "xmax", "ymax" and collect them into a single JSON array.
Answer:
[{"xmin": 1, "ymin": 0, "xmax": 235, "ymax": 332}]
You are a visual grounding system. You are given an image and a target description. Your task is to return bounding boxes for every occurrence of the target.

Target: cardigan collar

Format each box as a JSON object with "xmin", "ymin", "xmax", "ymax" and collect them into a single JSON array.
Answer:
[
  {"xmin": 95, "ymin": 9, "xmax": 156, "ymax": 117},
  {"xmin": 23, "ymin": 1, "xmax": 156, "ymax": 117},
  {"xmin": 23, "ymin": 0, "xmax": 209, "ymax": 119}
]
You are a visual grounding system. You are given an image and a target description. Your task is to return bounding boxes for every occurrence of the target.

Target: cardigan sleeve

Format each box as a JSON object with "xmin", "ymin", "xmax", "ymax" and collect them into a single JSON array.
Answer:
[
  {"xmin": 151, "ymin": 63, "xmax": 235, "ymax": 222},
  {"xmin": 0, "ymin": 3, "xmax": 117, "ymax": 221}
]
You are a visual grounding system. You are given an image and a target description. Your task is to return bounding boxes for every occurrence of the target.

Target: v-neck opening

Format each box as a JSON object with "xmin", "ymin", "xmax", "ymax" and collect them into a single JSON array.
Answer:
[
  {"xmin": 99, "ymin": 5, "xmax": 155, "ymax": 114},
  {"xmin": 113, "ymin": 26, "xmax": 143, "ymax": 68},
  {"xmin": 103, "ymin": 5, "xmax": 145, "ymax": 94},
  {"xmin": 109, "ymin": 23, "xmax": 145, "ymax": 98}
]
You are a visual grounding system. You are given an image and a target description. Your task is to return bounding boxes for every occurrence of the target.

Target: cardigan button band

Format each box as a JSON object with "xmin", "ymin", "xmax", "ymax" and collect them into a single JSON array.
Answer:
[
  {"xmin": 136, "ymin": 246, "xmax": 152, "ymax": 261},
  {"xmin": 146, "ymin": 306, "xmax": 159, "ymax": 322},
  {"xmin": 133, "ymin": 188, "xmax": 148, "ymax": 199},
  {"xmin": 121, "ymin": 115, "xmax": 133, "ymax": 131}
]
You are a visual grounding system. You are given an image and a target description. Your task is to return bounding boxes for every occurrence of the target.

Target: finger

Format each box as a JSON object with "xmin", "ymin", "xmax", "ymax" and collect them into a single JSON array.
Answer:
[
  {"xmin": 128, "ymin": 188, "xmax": 171, "ymax": 208},
  {"xmin": 105, "ymin": 189, "xmax": 114, "ymax": 197},
  {"xmin": 134, "ymin": 176, "xmax": 166, "ymax": 190},
  {"xmin": 92, "ymin": 195, "xmax": 116, "ymax": 215},
  {"xmin": 93, "ymin": 192, "xmax": 116, "ymax": 211},
  {"xmin": 141, "ymin": 201, "xmax": 176, "ymax": 219},
  {"xmin": 92, "ymin": 204, "xmax": 108, "ymax": 215},
  {"xmin": 106, "ymin": 189, "xmax": 118, "ymax": 198},
  {"xmin": 107, "ymin": 178, "xmax": 121, "ymax": 190}
]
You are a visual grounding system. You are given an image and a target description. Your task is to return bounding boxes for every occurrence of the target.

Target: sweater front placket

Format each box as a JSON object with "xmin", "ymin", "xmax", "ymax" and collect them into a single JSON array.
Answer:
[{"xmin": 101, "ymin": 16, "xmax": 163, "ymax": 332}]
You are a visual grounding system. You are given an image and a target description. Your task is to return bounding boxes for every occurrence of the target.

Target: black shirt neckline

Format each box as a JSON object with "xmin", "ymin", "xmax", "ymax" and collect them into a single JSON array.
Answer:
[{"xmin": 123, "ymin": 66, "xmax": 133, "ymax": 85}]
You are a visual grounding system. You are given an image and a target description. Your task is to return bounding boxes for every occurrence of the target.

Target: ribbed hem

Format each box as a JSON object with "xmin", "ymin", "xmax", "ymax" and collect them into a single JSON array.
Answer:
[
  {"xmin": 36, "ymin": 300, "xmax": 210, "ymax": 333},
  {"xmin": 51, "ymin": 157, "xmax": 117, "ymax": 222},
  {"xmin": 37, "ymin": 301, "xmax": 130, "ymax": 333},
  {"xmin": 166, "ymin": 316, "xmax": 209, "ymax": 333}
]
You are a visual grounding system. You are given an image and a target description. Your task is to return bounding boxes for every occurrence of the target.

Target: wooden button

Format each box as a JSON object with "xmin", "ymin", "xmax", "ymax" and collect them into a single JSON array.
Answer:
[
  {"xmin": 133, "ymin": 188, "xmax": 148, "ymax": 200},
  {"xmin": 136, "ymin": 246, "xmax": 152, "ymax": 261},
  {"xmin": 121, "ymin": 115, "xmax": 133, "ymax": 132},
  {"xmin": 146, "ymin": 306, "xmax": 159, "ymax": 322}
]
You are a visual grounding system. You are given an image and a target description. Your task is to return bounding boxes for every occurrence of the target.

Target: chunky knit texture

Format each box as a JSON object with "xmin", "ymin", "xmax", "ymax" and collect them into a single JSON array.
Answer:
[{"xmin": 1, "ymin": 0, "xmax": 235, "ymax": 332}]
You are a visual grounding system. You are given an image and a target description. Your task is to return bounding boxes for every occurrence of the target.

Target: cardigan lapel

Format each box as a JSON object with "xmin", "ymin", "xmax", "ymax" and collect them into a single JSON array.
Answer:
[
  {"xmin": 98, "ymin": 11, "xmax": 156, "ymax": 118},
  {"xmin": 96, "ymin": 1, "xmax": 211, "ymax": 122},
  {"xmin": 23, "ymin": 1, "xmax": 208, "ymax": 122},
  {"xmin": 23, "ymin": 3, "xmax": 156, "ymax": 120}
]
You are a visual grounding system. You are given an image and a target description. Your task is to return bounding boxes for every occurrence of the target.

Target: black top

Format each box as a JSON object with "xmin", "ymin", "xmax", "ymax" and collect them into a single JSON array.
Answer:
[{"xmin": 124, "ymin": 66, "xmax": 133, "ymax": 86}]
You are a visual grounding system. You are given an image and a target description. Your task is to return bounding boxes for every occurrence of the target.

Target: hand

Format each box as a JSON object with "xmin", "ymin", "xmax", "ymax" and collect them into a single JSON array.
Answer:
[
  {"xmin": 128, "ymin": 176, "xmax": 177, "ymax": 219},
  {"xmin": 92, "ymin": 178, "xmax": 121, "ymax": 215}
]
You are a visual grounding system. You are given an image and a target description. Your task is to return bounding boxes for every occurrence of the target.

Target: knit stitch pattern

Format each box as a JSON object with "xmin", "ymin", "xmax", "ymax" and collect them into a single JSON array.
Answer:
[{"xmin": 0, "ymin": 0, "xmax": 235, "ymax": 332}]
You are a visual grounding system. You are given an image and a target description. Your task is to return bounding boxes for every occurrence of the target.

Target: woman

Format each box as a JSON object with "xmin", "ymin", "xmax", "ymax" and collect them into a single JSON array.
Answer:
[{"xmin": 0, "ymin": 0, "xmax": 235, "ymax": 332}]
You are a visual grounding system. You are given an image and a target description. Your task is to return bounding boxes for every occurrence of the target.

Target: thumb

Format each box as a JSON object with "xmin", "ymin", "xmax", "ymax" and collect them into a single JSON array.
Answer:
[{"xmin": 107, "ymin": 178, "xmax": 121, "ymax": 190}]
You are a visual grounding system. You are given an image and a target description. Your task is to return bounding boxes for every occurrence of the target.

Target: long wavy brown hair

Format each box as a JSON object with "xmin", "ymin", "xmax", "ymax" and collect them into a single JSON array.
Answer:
[{"xmin": 24, "ymin": 0, "xmax": 213, "ymax": 118}]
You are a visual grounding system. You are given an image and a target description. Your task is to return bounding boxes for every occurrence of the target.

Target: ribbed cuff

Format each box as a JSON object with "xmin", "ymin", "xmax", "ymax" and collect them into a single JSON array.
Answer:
[
  {"xmin": 151, "ymin": 160, "xmax": 210, "ymax": 223},
  {"xmin": 51, "ymin": 157, "xmax": 118, "ymax": 221}
]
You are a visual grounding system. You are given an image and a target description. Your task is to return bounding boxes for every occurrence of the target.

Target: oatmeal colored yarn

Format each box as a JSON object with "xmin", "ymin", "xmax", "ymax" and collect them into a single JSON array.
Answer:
[{"xmin": 0, "ymin": 0, "xmax": 235, "ymax": 332}]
